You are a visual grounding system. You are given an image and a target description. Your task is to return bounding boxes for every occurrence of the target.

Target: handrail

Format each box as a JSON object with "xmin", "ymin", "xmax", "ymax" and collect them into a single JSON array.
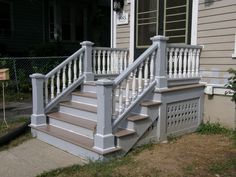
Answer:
[
  {"xmin": 167, "ymin": 43, "xmax": 202, "ymax": 49},
  {"xmin": 114, "ymin": 43, "xmax": 158, "ymax": 87},
  {"xmin": 46, "ymin": 47, "xmax": 85, "ymax": 79},
  {"xmin": 93, "ymin": 47, "xmax": 128, "ymax": 51}
]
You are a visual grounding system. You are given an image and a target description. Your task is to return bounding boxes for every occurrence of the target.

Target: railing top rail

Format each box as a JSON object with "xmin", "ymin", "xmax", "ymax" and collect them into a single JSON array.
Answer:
[
  {"xmin": 167, "ymin": 43, "xmax": 203, "ymax": 49},
  {"xmin": 92, "ymin": 47, "xmax": 128, "ymax": 51},
  {"xmin": 45, "ymin": 47, "xmax": 85, "ymax": 79},
  {"xmin": 113, "ymin": 43, "xmax": 158, "ymax": 87}
]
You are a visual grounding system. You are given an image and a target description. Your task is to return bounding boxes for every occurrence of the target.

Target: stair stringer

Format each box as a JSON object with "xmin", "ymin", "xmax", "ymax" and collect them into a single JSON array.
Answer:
[{"xmin": 115, "ymin": 94, "xmax": 160, "ymax": 153}]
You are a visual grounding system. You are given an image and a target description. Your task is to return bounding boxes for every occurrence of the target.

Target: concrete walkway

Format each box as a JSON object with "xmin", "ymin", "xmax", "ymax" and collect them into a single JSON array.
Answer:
[{"xmin": 0, "ymin": 139, "xmax": 87, "ymax": 177}]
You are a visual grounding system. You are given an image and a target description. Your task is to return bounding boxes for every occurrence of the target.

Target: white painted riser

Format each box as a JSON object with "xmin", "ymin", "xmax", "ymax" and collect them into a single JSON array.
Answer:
[
  {"xmin": 72, "ymin": 95, "xmax": 97, "ymax": 105},
  {"xmin": 49, "ymin": 118, "xmax": 94, "ymax": 139},
  {"xmin": 82, "ymin": 85, "xmax": 97, "ymax": 93},
  {"xmin": 59, "ymin": 106, "xmax": 97, "ymax": 122},
  {"xmin": 35, "ymin": 130, "xmax": 101, "ymax": 161}
]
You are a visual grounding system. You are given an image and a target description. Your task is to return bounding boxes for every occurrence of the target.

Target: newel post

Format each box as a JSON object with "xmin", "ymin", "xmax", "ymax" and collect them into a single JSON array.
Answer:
[
  {"xmin": 151, "ymin": 35, "xmax": 169, "ymax": 89},
  {"xmin": 94, "ymin": 79, "xmax": 115, "ymax": 152},
  {"xmin": 30, "ymin": 73, "xmax": 46, "ymax": 127},
  {"xmin": 80, "ymin": 41, "xmax": 94, "ymax": 81}
]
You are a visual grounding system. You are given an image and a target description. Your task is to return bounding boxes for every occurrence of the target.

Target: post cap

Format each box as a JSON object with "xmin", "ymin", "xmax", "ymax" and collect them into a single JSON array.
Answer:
[
  {"xmin": 96, "ymin": 78, "xmax": 114, "ymax": 86},
  {"xmin": 151, "ymin": 35, "xmax": 169, "ymax": 42},
  {"xmin": 80, "ymin": 41, "xmax": 94, "ymax": 46},
  {"xmin": 30, "ymin": 73, "xmax": 45, "ymax": 79}
]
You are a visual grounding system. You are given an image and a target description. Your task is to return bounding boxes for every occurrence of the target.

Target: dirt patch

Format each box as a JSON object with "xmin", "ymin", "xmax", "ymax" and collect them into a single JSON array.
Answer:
[{"xmin": 115, "ymin": 134, "xmax": 236, "ymax": 177}]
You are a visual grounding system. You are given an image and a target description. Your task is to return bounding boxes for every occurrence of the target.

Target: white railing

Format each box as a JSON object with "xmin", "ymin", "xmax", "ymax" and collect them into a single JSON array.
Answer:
[
  {"xmin": 44, "ymin": 48, "xmax": 85, "ymax": 112},
  {"xmin": 92, "ymin": 47, "xmax": 129, "ymax": 75},
  {"xmin": 112, "ymin": 43, "xmax": 158, "ymax": 127},
  {"xmin": 166, "ymin": 44, "xmax": 202, "ymax": 79}
]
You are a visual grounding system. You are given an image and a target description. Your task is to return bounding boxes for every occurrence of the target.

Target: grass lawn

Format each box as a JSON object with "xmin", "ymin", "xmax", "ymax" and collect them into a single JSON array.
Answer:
[{"xmin": 38, "ymin": 123, "xmax": 236, "ymax": 177}]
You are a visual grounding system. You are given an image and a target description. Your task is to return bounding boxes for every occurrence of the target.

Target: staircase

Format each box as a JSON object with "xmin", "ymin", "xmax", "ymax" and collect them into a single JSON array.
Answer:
[{"xmin": 30, "ymin": 36, "xmax": 204, "ymax": 161}]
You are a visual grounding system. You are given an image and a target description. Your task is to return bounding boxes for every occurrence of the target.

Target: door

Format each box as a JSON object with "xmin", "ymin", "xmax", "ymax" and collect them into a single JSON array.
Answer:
[{"xmin": 134, "ymin": 0, "xmax": 192, "ymax": 58}]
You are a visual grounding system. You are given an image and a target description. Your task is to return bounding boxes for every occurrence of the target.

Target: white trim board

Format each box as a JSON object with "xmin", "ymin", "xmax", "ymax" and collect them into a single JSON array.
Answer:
[{"xmin": 191, "ymin": 0, "xmax": 199, "ymax": 45}]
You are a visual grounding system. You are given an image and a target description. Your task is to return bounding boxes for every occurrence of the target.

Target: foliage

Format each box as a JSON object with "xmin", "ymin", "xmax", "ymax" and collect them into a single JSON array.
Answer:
[
  {"xmin": 226, "ymin": 68, "xmax": 236, "ymax": 103},
  {"xmin": 209, "ymin": 158, "xmax": 236, "ymax": 176},
  {"xmin": 197, "ymin": 121, "xmax": 230, "ymax": 135}
]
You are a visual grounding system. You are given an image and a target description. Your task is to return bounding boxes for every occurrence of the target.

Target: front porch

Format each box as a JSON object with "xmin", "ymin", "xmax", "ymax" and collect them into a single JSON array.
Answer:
[{"xmin": 30, "ymin": 35, "xmax": 204, "ymax": 160}]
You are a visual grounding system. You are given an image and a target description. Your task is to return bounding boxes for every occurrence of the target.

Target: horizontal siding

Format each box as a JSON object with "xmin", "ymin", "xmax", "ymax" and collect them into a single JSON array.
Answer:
[
  {"xmin": 116, "ymin": 2, "xmax": 130, "ymax": 48},
  {"xmin": 198, "ymin": 0, "xmax": 236, "ymax": 84}
]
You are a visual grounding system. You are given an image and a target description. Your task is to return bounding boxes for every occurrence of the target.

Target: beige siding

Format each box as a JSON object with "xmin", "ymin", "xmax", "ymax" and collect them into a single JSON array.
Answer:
[
  {"xmin": 116, "ymin": 2, "xmax": 130, "ymax": 48},
  {"xmin": 198, "ymin": 0, "xmax": 236, "ymax": 84}
]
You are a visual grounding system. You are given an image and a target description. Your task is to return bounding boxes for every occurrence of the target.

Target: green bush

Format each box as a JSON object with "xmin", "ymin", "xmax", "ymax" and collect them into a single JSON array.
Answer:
[
  {"xmin": 226, "ymin": 68, "xmax": 236, "ymax": 103},
  {"xmin": 197, "ymin": 121, "xmax": 230, "ymax": 135}
]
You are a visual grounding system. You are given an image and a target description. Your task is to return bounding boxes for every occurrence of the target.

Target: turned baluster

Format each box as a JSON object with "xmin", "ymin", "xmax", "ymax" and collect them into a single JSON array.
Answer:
[
  {"xmin": 56, "ymin": 71, "xmax": 60, "ymax": 95},
  {"xmin": 45, "ymin": 79, "xmax": 48, "ymax": 104},
  {"xmin": 150, "ymin": 52, "xmax": 155, "ymax": 82},
  {"xmin": 62, "ymin": 66, "xmax": 66, "ymax": 90},
  {"xmin": 93, "ymin": 50, "xmax": 97, "ymax": 73},
  {"xmin": 183, "ymin": 49, "xmax": 188, "ymax": 77},
  {"xmin": 118, "ymin": 84, "xmax": 123, "ymax": 114},
  {"xmin": 79, "ymin": 53, "xmax": 83, "ymax": 76},
  {"xmin": 119, "ymin": 51, "xmax": 124, "ymax": 73},
  {"xmin": 178, "ymin": 49, "xmax": 184, "ymax": 78},
  {"xmin": 125, "ymin": 77, "xmax": 130, "ymax": 107},
  {"xmin": 195, "ymin": 49, "xmax": 200, "ymax": 77},
  {"xmin": 73, "ymin": 58, "xmax": 77, "ymax": 81},
  {"xmin": 173, "ymin": 48, "xmax": 179, "ymax": 78},
  {"xmin": 168, "ymin": 48, "xmax": 174, "ymax": 78},
  {"xmin": 191, "ymin": 49, "xmax": 196, "ymax": 77},
  {"xmin": 68, "ymin": 62, "xmax": 72, "ymax": 85},
  {"xmin": 138, "ymin": 63, "xmax": 143, "ymax": 94},
  {"xmin": 107, "ymin": 51, "xmax": 111, "ymax": 74},
  {"xmin": 124, "ymin": 51, "xmax": 128, "ymax": 70},
  {"xmin": 187, "ymin": 49, "xmax": 192, "ymax": 77},
  {"xmin": 132, "ymin": 69, "xmax": 137, "ymax": 100},
  {"xmin": 97, "ymin": 50, "xmax": 101, "ymax": 74},
  {"xmin": 144, "ymin": 57, "xmax": 149, "ymax": 88},
  {"xmin": 50, "ymin": 75, "xmax": 55, "ymax": 99},
  {"xmin": 102, "ymin": 50, "xmax": 106, "ymax": 74}
]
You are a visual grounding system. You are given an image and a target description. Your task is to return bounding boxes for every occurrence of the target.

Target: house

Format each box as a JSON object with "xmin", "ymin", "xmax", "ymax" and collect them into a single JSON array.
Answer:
[
  {"xmin": 0, "ymin": 0, "xmax": 111, "ymax": 56},
  {"xmin": 29, "ymin": 0, "xmax": 235, "ymax": 161}
]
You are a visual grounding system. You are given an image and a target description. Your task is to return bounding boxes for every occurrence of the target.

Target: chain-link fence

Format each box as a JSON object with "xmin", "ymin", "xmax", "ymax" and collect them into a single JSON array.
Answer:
[{"xmin": 0, "ymin": 56, "xmax": 67, "ymax": 121}]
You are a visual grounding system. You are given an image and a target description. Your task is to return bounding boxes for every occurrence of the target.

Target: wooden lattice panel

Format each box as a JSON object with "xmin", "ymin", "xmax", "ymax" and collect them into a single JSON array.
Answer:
[{"xmin": 167, "ymin": 98, "xmax": 199, "ymax": 134}]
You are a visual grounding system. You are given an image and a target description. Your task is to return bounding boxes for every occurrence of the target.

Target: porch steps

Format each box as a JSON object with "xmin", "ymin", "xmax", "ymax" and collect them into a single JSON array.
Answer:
[
  {"xmin": 60, "ymin": 101, "xmax": 97, "ymax": 113},
  {"xmin": 114, "ymin": 129, "xmax": 136, "ymax": 138},
  {"xmin": 127, "ymin": 114, "xmax": 149, "ymax": 122}
]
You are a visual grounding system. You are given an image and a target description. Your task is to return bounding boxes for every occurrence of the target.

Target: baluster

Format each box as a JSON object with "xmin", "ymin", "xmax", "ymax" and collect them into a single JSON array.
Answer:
[
  {"xmin": 93, "ymin": 50, "xmax": 97, "ymax": 73},
  {"xmin": 173, "ymin": 48, "xmax": 179, "ymax": 78},
  {"xmin": 138, "ymin": 63, "xmax": 143, "ymax": 94},
  {"xmin": 56, "ymin": 71, "xmax": 60, "ymax": 95},
  {"xmin": 183, "ymin": 49, "xmax": 188, "ymax": 77},
  {"xmin": 45, "ymin": 79, "xmax": 48, "ymax": 104},
  {"xmin": 62, "ymin": 66, "xmax": 66, "ymax": 90},
  {"xmin": 125, "ymin": 76, "xmax": 130, "ymax": 107},
  {"xmin": 118, "ymin": 84, "xmax": 123, "ymax": 114},
  {"xmin": 112, "ymin": 88, "xmax": 117, "ymax": 117},
  {"xmin": 79, "ymin": 53, "xmax": 83, "ymax": 76},
  {"xmin": 187, "ymin": 49, "xmax": 192, "ymax": 77},
  {"xmin": 150, "ymin": 52, "xmax": 155, "ymax": 81},
  {"xmin": 132, "ymin": 69, "xmax": 137, "ymax": 100},
  {"xmin": 68, "ymin": 62, "xmax": 72, "ymax": 85},
  {"xmin": 191, "ymin": 49, "xmax": 196, "ymax": 77},
  {"xmin": 107, "ymin": 51, "xmax": 111, "ymax": 74},
  {"xmin": 102, "ymin": 50, "xmax": 106, "ymax": 74},
  {"xmin": 119, "ymin": 51, "xmax": 124, "ymax": 73},
  {"xmin": 97, "ymin": 50, "xmax": 101, "ymax": 74},
  {"xmin": 115, "ymin": 51, "xmax": 120, "ymax": 74},
  {"xmin": 124, "ymin": 51, "xmax": 127, "ymax": 70},
  {"xmin": 50, "ymin": 75, "xmax": 55, "ymax": 99},
  {"xmin": 168, "ymin": 48, "xmax": 174, "ymax": 78},
  {"xmin": 73, "ymin": 58, "xmax": 77, "ymax": 82},
  {"xmin": 111, "ymin": 51, "xmax": 114, "ymax": 74},
  {"xmin": 178, "ymin": 49, "xmax": 184, "ymax": 78},
  {"xmin": 144, "ymin": 57, "xmax": 149, "ymax": 88},
  {"xmin": 195, "ymin": 49, "xmax": 200, "ymax": 77}
]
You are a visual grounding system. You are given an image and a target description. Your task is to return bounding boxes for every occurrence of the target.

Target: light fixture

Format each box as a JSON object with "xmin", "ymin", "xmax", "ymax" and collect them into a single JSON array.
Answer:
[{"xmin": 113, "ymin": 0, "xmax": 124, "ymax": 13}]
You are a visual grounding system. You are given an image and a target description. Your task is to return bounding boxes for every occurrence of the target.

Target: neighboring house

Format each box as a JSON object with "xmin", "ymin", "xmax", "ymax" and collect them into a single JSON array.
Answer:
[
  {"xmin": 111, "ymin": 0, "xmax": 236, "ymax": 129},
  {"xmin": 0, "ymin": 0, "xmax": 111, "ymax": 56}
]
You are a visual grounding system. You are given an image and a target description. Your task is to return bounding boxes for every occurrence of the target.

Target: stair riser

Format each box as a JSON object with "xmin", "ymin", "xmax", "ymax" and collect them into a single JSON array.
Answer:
[
  {"xmin": 60, "ymin": 106, "xmax": 97, "ymax": 122},
  {"xmin": 35, "ymin": 130, "xmax": 101, "ymax": 161},
  {"xmin": 82, "ymin": 85, "xmax": 97, "ymax": 92},
  {"xmin": 72, "ymin": 95, "xmax": 97, "ymax": 105},
  {"xmin": 117, "ymin": 107, "xmax": 159, "ymax": 152},
  {"xmin": 49, "ymin": 118, "xmax": 94, "ymax": 139}
]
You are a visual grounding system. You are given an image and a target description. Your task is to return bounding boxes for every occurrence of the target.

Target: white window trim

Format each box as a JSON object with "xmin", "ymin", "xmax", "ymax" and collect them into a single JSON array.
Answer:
[
  {"xmin": 129, "ymin": 0, "xmax": 135, "ymax": 63},
  {"xmin": 191, "ymin": 0, "xmax": 199, "ymax": 45}
]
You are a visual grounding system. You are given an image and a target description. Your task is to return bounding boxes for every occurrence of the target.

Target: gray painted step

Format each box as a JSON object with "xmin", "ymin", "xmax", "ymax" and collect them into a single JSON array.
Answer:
[
  {"xmin": 72, "ymin": 92, "xmax": 97, "ymax": 105},
  {"xmin": 115, "ymin": 129, "xmax": 136, "ymax": 138},
  {"xmin": 140, "ymin": 100, "xmax": 162, "ymax": 107},
  {"xmin": 127, "ymin": 114, "xmax": 149, "ymax": 122},
  {"xmin": 60, "ymin": 101, "xmax": 97, "ymax": 113},
  {"xmin": 48, "ymin": 112, "xmax": 96, "ymax": 139}
]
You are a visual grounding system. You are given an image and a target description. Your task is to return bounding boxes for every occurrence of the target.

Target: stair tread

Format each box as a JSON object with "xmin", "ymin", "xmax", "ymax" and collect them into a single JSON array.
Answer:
[
  {"xmin": 32, "ymin": 125, "xmax": 121, "ymax": 155},
  {"xmin": 60, "ymin": 101, "xmax": 97, "ymax": 113},
  {"xmin": 140, "ymin": 100, "xmax": 161, "ymax": 107},
  {"xmin": 48, "ymin": 112, "xmax": 96, "ymax": 131},
  {"xmin": 127, "ymin": 114, "xmax": 149, "ymax": 121},
  {"xmin": 72, "ymin": 92, "xmax": 97, "ymax": 99},
  {"xmin": 115, "ymin": 129, "xmax": 136, "ymax": 138}
]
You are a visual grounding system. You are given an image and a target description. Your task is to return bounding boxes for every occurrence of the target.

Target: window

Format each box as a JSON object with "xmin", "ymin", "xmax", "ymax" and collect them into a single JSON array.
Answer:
[
  {"xmin": 164, "ymin": 0, "xmax": 189, "ymax": 43},
  {"xmin": 136, "ymin": 0, "xmax": 158, "ymax": 47},
  {"xmin": 0, "ymin": 1, "xmax": 12, "ymax": 38}
]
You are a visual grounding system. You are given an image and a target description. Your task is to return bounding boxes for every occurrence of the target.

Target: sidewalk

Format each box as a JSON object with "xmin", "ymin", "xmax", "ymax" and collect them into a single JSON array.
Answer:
[{"xmin": 0, "ymin": 139, "xmax": 87, "ymax": 177}]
